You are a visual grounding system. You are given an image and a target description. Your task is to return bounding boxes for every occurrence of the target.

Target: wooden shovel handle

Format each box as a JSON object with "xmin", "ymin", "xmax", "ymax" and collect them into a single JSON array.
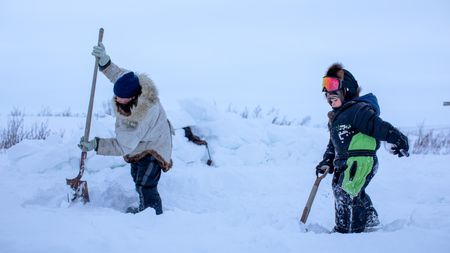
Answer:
[
  {"xmin": 67, "ymin": 28, "xmax": 104, "ymax": 183},
  {"xmin": 300, "ymin": 166, "xmax": 330, "ymax": 223},
  {"xmin": 83, "ymin": 28, "xmax": 104, "ymax": 144}
]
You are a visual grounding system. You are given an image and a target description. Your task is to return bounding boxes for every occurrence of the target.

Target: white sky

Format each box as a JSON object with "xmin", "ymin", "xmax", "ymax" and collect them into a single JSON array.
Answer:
[{"xmin": 1, "ymin": 0, "xmax": 449, "ymax": 127}]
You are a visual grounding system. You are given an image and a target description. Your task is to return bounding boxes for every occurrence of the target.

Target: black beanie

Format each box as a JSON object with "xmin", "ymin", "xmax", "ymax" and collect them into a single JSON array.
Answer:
[
  {"xmin": 113, "ymin": 72, "xmax": 141, "ymax": 98},
  {"xmin": 342, "ymin": 69, "xmax": 359, "ymax": 99}
]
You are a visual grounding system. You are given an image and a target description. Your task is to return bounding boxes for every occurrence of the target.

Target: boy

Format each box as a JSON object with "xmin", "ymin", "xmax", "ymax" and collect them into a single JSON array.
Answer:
[{"xmin": 316, "ymin": 63, "xmax": 409, "ymax": 233}]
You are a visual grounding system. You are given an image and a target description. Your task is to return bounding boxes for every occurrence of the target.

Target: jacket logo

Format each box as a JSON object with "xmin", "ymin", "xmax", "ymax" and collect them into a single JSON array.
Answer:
[{"xmin": 336, "ymin": 124, "xmax": 352, "ymax": 143}]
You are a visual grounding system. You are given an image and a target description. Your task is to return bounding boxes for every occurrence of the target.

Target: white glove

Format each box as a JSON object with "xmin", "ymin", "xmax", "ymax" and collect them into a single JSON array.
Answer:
[
  {"xmin": 78, "ymin": 136, "xmax": 98, "ymax": 152},
  {"xmin": 91, "ymin": 42, "xmax": 110, "ymax": 66}
]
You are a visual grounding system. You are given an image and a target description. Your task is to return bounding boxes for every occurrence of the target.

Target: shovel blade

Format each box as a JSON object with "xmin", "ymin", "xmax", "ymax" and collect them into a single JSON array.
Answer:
[{"xmin": 66, "ymin": 178, "xmax": 90, "ymax": 204}]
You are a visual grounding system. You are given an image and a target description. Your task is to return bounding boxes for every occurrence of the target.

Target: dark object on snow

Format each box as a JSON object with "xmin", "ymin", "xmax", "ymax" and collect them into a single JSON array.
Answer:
[
  {"xmin": 126, "ymin": 206, "xmax": 140, "ymax": 214},
  {"xmin": 183, "ymin": 126, "xmax": 213, "ymax": 166},
  {"xmin": 66, "ymin": 28, "xmax": 104, "ymax": 204},
  {"xmin": 444, "ymin": 101, "xmax": 450, "ymax": 106},
  {"xmin": 300, "ymin": 166, "xmax": 330, "ymax": 224}
]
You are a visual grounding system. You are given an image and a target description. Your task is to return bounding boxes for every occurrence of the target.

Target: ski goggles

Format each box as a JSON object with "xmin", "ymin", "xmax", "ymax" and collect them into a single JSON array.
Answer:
[{"xmin": 322, "ymin": 77, "xmax": 342, "ymax": 92}]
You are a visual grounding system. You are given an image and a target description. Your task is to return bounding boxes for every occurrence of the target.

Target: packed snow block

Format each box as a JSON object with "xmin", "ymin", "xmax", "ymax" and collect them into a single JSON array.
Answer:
[
  {"xmin": 6, "ymin": 137, "xmax": 77, "ymax": 173},
  {"xmin": 166, "ymin": 109, "xmax": 196, "ymax": 130},
  {"xmin": 177, "ymin": 99, "xmax": 219, "ymax": 123},
  {"xmin": 6, "ymin": 139, "xmax": 42, "ymax": 162},
  {"xmin": 165, "ymin": 99, "xmax": 217, "ymax": 130}
]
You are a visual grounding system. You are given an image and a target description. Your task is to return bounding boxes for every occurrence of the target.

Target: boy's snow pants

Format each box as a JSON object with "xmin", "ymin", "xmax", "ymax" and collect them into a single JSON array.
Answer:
[{"xmin": 332, "ymin": 156, "xmax": 379, "ymax": 233}]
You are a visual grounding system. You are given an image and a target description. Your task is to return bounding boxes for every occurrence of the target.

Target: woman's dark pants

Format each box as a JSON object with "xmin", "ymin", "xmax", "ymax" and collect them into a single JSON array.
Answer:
[{"xmin": 130, "ymin": 155, "xmax": 163, "ymax": 215}]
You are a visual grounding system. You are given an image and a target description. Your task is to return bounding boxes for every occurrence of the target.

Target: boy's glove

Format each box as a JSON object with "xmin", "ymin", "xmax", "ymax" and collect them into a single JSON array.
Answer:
[
  {"xmin": 386, "ymin": 128, "xmax": 409, "ymax": 157},
  {"xmin": 315, "ymin": 158, "xmax": 334, "ymax": 176},
  {"xmin": 78, "ymin": 137, "xmax": 98, "ymax": 152},
  {"xmin": 91, "ymin": 42, "xmax": 110, "ymax": 67}
]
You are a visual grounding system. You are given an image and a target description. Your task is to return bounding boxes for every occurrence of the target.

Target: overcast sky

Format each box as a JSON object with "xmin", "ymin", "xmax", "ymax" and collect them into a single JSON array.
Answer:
[{"xmin": 1, "ymin": 0, "xmax": 449, "ymax": 127}]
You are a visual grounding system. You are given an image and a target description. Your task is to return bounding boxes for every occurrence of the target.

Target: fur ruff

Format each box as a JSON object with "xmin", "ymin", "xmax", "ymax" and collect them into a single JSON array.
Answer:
[{"xmin": 112, "ymin": 73, "xmax": 159, "ymax": 126}]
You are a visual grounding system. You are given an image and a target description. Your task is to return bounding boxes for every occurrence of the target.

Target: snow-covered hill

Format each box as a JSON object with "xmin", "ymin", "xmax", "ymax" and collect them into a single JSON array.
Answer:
[{"xmin": 0, "ymin": 100, "xmax": 449, "ymax": 253}]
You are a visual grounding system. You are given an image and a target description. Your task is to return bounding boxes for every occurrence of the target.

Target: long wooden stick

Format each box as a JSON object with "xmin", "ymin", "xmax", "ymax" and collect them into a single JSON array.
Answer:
[{"xmin": 83, "ymin": 28, "xmax": 104, "ymax": 146}]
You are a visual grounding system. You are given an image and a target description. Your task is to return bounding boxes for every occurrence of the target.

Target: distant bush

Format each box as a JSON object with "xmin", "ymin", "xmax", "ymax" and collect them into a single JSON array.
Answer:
[
  {"xmin": 36, "ymin": 106, "xmax": 81, "ymax": 117},
  {"xmin": 227, "ymin": 105, "xmax": 310, "ymax": 126},
  {"xmin": 60, "ymin": 107, "xmax": 72, "ymax": 117},
  {"xmin": 0, "ymin": 108, "xmax": 51, "ymax": 149},
  {"xmin": 412, "ymin": 126, "xmax": 450, "ymax": 155},
  {"xmin": 38, "ymin": 106, "xmax": 53, "ymax": 117}
]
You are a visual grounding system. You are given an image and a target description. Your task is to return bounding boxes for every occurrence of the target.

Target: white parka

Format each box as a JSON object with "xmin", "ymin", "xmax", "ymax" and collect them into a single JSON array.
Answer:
[{"xmin": 96, "ymin": 62, "xmax": 173, "ymax": 171}]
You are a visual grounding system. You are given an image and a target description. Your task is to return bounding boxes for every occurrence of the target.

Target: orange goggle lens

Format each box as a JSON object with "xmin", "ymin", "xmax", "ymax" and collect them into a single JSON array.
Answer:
[{"xmin": 322, "ymin": 77, "xmax": 341, "ymax": 92}]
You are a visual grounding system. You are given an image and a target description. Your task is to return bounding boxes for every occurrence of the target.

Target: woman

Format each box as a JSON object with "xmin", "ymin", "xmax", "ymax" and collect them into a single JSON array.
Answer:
[{"xmin": 79, "ymin": 43, "xmax": 173, "ymax": 215}]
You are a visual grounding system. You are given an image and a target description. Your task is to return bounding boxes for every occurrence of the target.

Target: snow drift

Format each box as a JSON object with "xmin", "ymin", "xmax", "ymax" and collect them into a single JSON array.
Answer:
[{"xmin": 0, "ymin": 100, "xmax": 449, "ymax": 253}]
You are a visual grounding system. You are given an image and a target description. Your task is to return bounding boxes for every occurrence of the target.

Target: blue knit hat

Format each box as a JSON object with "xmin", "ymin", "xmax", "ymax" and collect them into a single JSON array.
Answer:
[{"xmin": 113, "ymin": 72, "xmax": 141, "ymax": 98}]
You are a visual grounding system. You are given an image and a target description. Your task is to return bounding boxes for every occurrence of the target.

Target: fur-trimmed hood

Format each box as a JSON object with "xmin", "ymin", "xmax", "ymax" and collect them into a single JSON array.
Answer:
[{"xmin": 112, "ymin": 73, "xmax": 159, "ymax": 126}]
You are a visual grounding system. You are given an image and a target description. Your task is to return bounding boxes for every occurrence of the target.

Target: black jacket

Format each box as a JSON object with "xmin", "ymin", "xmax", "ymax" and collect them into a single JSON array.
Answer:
[{"xmin": 323, "ymin": 93, "xmax": 396, "ymax": 162}]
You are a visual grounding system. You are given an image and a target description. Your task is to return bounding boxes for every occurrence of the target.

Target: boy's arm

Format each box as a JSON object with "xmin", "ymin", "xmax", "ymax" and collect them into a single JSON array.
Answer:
[{"xmin": 352, "ymin": 105, "xmax": 409, "ymax": 155}]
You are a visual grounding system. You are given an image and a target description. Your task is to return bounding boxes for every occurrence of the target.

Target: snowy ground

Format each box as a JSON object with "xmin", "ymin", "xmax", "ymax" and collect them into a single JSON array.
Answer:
[{"xmin": 0, "ymin": 100, "xmax": 449, "ymax": 253}]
